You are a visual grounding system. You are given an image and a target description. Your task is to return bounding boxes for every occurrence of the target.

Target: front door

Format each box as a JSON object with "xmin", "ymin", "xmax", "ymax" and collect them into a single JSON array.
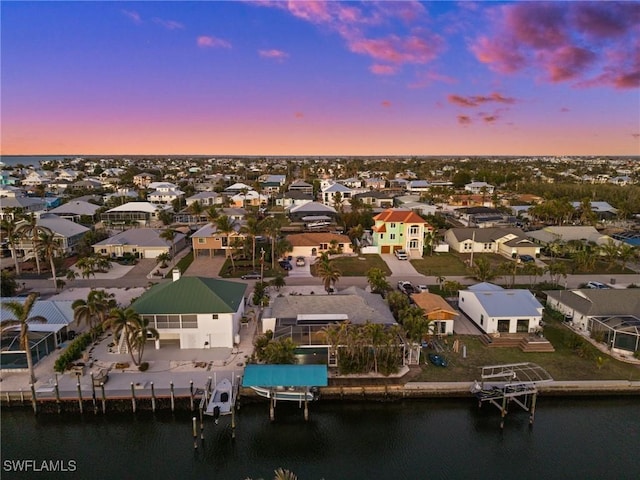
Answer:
[{"xmin": 497, "ymin": 319, "xmax": 510, "ymax": 333}]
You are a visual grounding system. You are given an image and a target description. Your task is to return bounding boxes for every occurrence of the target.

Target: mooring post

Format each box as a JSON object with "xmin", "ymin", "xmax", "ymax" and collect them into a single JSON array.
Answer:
[
  {"xmin": 199, "ymin": 406, "xmax": 204, "ymax": 443},
  {"xmin": 190, "ymin": 380, "xmax": 194, "ymax": 411},
  {"xmin": 30, "ymin": 383, "xmax": 37, "ymax": 415},
  {"xmin": 269, "ymin": 395, "xmax": 275, "ymax": 422},
  {"xmin": 90, "ymin": 373, "xmax": 97, "ymax": 415},
  {"xmin": 192, "ymin": 417, "xmax": 198, "ymax": 449},
  {"xmin": 100, "ymin": 383, "xmax": 106, "ymax": 414},
  {"xmin": 500, "ymin": 393, "xmax": 507, "ymax": 430},
  {"xmin": 6, "ymin": 392, "xmax": 10, "ymax": 407},
  {"xmin": 231, "ymin": 404, "xmax": 236, "ymax": 439},
  {"xmin": 151, "ymin": 382, "xmax": 156, "ymax": 413},
  {"xmin": 20, "ymin": 388, "xmax": 25, "ymax": 405},
  {"xmin": 131, "ymin": 382, "xmax": 136, "ymax": 413},
  {"xmin": 55, "ymin": 380, "xmax": 61, "ymax": 414},
  {"xmin": 529, "ymin": 392, "xmax": 537, "ymax": 426},
  {"xmin": 304, "ymin": 396, "xmax": 309, "ymax": 422},
  {"xmin": 170, "ymin": 381, "xmax": 175, "ymax": 412},
  {"xmin": 76, "ymin": 381, "xmax": 83, "ymax": 414}
]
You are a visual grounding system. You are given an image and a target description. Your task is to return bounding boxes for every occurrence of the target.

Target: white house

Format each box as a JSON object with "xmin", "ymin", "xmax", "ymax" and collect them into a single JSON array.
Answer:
[
  {"xmin": 458, "ymin": 283, "xmax": 543, "ymax": 334},
  {"xmin": 464, "ymin": 181, "xmax": 495, "ymax": 194},
  {"xmin": 131, "ymin": 274, "xmax": 247, "ymax": 349}
]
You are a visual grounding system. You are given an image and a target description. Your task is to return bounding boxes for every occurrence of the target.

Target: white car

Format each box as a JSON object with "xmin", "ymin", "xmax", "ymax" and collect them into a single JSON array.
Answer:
[
  {"xmin": 586, "ymin": 281, "xmax": 609, "ymax": 289},
  {"xmin": 416, "ymin": 285, "xmax": 429, "ymax": 293},
  {"xmin": 296, "ymin": 256, "xmax": 306, "ymax": 267},
  {"xmin": 395, "ymin": 249, "xmax": 408, "ymax": 260}
]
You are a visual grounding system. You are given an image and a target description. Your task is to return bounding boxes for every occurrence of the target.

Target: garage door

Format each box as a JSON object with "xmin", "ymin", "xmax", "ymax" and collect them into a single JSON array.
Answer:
[
  {"xmin": 144, "ymin": 249, "xmax": 166, "ymax": 259},
  {"xmin": 381, "ymin": 246, "xmax": 390, "ymax": 254}
]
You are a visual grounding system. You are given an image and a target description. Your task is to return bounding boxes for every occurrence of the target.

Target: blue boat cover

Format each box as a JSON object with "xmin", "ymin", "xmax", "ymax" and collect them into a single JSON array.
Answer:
[{"xmin": 242, "ymin": 365, "xmax": 328, "ymax": 387}]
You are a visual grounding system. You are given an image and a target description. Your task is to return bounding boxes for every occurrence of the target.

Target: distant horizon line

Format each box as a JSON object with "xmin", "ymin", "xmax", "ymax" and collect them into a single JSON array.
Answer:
[{"xmin": 2, "ymin": 153, "xmax": 638, "ymax": 158}]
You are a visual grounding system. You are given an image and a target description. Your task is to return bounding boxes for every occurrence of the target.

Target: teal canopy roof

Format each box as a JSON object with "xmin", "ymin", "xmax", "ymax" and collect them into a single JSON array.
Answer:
[{"xmin": 242, "ymin": 365, "xmax": 328, "ymax": 387}]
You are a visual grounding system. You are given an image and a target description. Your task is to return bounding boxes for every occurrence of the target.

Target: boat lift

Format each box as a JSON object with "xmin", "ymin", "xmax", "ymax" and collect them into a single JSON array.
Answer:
[
  {"xmin": 470, "ymin": 362, "xmax": 553, "ymax": 429},
  {"xmin": 242, "ymin": 365, "xmax": 328, "ymax": 421},
  {"xmin": 197, "ymin": 373, "xmax": 241, "ymax": 445}
]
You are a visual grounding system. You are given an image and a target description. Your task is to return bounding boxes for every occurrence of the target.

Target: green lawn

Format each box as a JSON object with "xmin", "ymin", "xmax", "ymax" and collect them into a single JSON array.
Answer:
[
  {"xmin": 410, "ymin": 253, "xmax": 469, "ymax": 276},
  {"xmin": 312, "ymin": 254, "xmax": 392, "ymax": 277},
  {"xmin": 412, "ymin": 318, "xmax": 640, "ymax": 382},
  {"xmin": 219, "ymin": 258, "xmax": 283, "ymax": 278}
]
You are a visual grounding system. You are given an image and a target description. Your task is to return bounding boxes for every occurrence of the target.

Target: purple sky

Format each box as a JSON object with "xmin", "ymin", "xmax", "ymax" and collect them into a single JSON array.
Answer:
[{"xmin": 2, "ymin": 1, "xmax": 639, "ymax": 156}]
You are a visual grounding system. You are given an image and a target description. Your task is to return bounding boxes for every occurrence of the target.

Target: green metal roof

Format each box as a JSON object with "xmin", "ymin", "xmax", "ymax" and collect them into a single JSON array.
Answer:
[
  {"xmin": 131, "ymin": 277, "xmax": 247, "ymax": 315},
  {"xmin": 242, "ymin": 365, "xmax": 328, "ymax": 387}
]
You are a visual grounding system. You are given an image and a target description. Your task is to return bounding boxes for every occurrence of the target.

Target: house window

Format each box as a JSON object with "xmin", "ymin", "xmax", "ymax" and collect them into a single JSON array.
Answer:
[
  {"xmin": 182, "ymin": 314, "xmax": 198, "ymax": 328},
  {"xmin": 516, "ymin": 319, "xmax": 529, "ymax": 333},
  {"xmin": 479, "ymin": 313, "xmax": 482, "ymax": 324},
  {"xmin": 212, "ymin": 314, "xmax": 219, "ymax": 320},
  {"xmin": 320, "ymin": 243, "xmax": 328, "ymax": 250},
  {"xmin": 390, "ymin": 223, "xmax": 396, "ymax": 228},
  {"xmin": 100, "ymin": 249, "xmax": 107, "ymax": 254},
  {"xmin": 497, "ymin": 319, "xmax": 510, "ymax": 333},
  {"xmin": 409, "ymin": 226, "xmax": 419, "ymax": 235},
  {"xmin": 390, "ymin": 234, "xmax": 396, "ymax": 240},
  {"xmin": 379, "ymin": 234, "xmax": 384, "ymax": 239},
  {"xmin": 198, "ymin": 238, "xmax": 206, "ymax": 244},
  {"xmin": 409, "ymin": 240, "xmax": 419, "ymax": 249}
]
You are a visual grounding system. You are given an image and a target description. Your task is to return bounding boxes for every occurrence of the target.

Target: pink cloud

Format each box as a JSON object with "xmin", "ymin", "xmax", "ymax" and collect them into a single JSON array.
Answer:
[
  {"xmin": 294, "ymin": 112, "xmax": 304, "ymax": 119},
  {"xmin": 381, "ymin": 100, "xmax": 392, "ymax": 108},
  {"xmin": 122, "ymin": 10, "xmax": 142, "ymax": 24},
  {"xmin": 447, "ymin": 92, "xmax": 516, "ymax": 107},
  {"xmin": 152, "ymin": 18, "xmax": 184, "ymax": 30},
  {"xmin": 457, "ymin": 115, "xmax": 472, "ymax": 125},
  {"xmin": 482, "ymin": 115, "xmax": 498, "ymax": 123},
  {"xmin": 287, "ymin": 1, "xmax": 332, "ymax": 23},
  {"xmin": 348, "ymin": 33, "xmax": 442, "ymax": 65},
  {"xmin": 560, "ymin": 107, "xmax": 570, "ymax": 113},
  {"xmin": 471, "ymin": 2, "xmax": 640, "ymax": 89},
  {"xmin": 370, "ymin": 64, "xmax": 399, "ymax": 75},
  {"xmin": 408, "ymin": 70, "xmax": 457, "ymax": 88},
  {"xmin": 197, "ymin": 36, "xmax": 232, "ymax": 49},
  {"xmin": 259, "ymin": 49, "xmax": 289, "ymax": 61}
]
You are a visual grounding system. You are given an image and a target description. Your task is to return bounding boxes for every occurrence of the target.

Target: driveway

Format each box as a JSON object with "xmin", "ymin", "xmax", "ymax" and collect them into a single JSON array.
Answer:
[
  {"xmin": 287, "ymin": 256, "xmax": 312, "ymax": 278},
  {"xmin": 382, "ymin": 254, "xmax": 421, "ymax": 277}
]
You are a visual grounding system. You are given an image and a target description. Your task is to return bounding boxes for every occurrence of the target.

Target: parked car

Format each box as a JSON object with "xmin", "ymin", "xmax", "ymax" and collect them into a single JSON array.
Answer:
[
  {"xmin": 279, "ymin": 260, "xmax": 293, "ymax": 271},
  {"xmin": 397, "ymin": 281, "xmax": 415, "ymax": 295},
  {"xmin": 241, "ymin": 271, "xmax": 262, "ymax": 280},
  {"xmin": 586, "ymin": 281, "xmax": 609, "ymax": 289},
  {"xmin": 519, "ymin": 254, "xmax": 535, "ymax": 263},
  {"xmin": 394, "ymin": 249, "xmax": 408, "ymax": 260},
  {"xmin": 296, "ymin": 256, "xmax": 306, "ymax": 267},
  {"xmin": 416, "ymin": 285, "xmax": 429, "ymax": 293}
]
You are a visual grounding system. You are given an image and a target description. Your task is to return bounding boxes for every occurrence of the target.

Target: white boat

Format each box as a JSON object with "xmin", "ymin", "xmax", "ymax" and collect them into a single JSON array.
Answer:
[
  {"xmin": 250, "ymin": 386, "xmax": 319, "ymax": 402},
  {"xmin": 204, "ymin": 378, "xmax": 234, "ymax": 422}
]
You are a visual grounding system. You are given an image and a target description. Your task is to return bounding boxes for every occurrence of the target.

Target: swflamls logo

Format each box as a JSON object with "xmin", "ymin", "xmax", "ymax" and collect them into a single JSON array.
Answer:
[{"xmin": 3, "ymin": 459, "xmax": 77, "ymax": 472}]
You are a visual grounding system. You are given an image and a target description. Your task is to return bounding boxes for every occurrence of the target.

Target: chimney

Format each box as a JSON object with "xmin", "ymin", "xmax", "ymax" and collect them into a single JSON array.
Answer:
[{"xmin": 172, "ymin": 268, "xmax": 181, "ymax": 282}]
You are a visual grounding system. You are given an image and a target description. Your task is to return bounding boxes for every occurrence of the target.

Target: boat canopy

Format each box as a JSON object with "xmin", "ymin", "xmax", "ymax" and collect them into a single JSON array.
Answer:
[{"xmin": 242, "ymin": 365, "xmax": 328, "ymax": 387}]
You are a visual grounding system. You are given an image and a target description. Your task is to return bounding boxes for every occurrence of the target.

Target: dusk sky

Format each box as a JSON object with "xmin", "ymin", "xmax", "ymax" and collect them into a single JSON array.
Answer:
[{"xmin": 2, "ymin": 1, "xmax": 639, "ymax": 156}]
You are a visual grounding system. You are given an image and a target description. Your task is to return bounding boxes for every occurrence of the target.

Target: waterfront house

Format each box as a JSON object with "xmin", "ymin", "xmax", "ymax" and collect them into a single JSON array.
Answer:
[
  {"xmin": 320, "ymin": 182, "xmax": 352, "ymax": 206},
  {"xmin": 287, "ymin": 202, "xmax": 338, "ymax": 223},
  {"xmin": 0, "ymin": 187, "xmax": 47, "ymax": 220},
  {"xmin": 371, "ymin": 208, "xmax": 433, "ymax": 257},
  {"xmin": 410, "ymin": 292, "xmax": 456, "ymax": 336},
  {"xmin": 47, "ymin": 200, "xmax": 101, "ymax": 224},
  {"xmin": 92, "ymin": 228, "xmax": 186, "ymax": 259},
  {"xmin": 147, "ymin": 182, "xmax": 185, "ymax": 205},
  {"xmin": 131, "ymin": 274, "xmax": 247, "ymax": 349},
  {"xmin": 545, "ymin": 289, "xmax": 640, "ymax": 354},
  {"xmin": 287, "ymin": 179, "xmax": 314, "ymax": 195},
  {"xmin": 464, "ymin": 181, "xmax": 495, "ymax": 194},
  {"xmin": 15, "ymin": 214, "xmax": 89, "ymax": 258},
  {"xmin": 458, "ymin": 283, "xmax": 543, "ymax": 335},
  {"xmin": 186, "ymin": 191, "xmax": 224, "ymax": 207},
  {"xmin": 527, "ymin": 226, "xmax": 618, "ymax": 247}
]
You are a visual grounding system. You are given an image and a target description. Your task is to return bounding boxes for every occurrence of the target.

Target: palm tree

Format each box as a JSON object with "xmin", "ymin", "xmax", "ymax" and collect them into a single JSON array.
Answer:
[
  {"xmin": 241, "ymin": 216, "xmax": 263, "ymax": 271},
  {"xmin": 205, "ymin": 205, "xmax": 219, "ymax": 223},
  {"xmin": 270, "ymin": 273, "xmax": 286, "ymax": 291},
  {"xmin": 215, "ymin": 215, "xmax": 238, "ymax": 269},
  {"xmin": 546, "ymin": 261, "xmax": 568, "ymax": 287},
  {"xmin": 72, "ymin": 289, "xmax": 115, "ymax": 340},
  {"xmin": 160, "ymin": 228, "xmax": 177, "ymax": 260},
  {"xmin": 128, "ymin": 316, "xmax": 159, "ymax": 366},
  {"xmin": 1, "ymin": 293, "xmax": 47, "ymax": 383},
  {"xmin": 261, "ymin": 215, "xmax": 283, "ymax": 269},
  {"xmin": 0, "ymin": 217, "xmax": 22, "ymax": 274},
  {"xmin": 366, "ymin": 267, "xmax": 390, "ymax": 294},
  {"xmin": 315, "ymin": 254, "xmax": 342, "ymax": 293},
  {"xmin": 468, "ymin": 257, "xmax": 498, "ymax": 282},
  {"xmin": 156, "ymin": 252, "xmax": 171, "ymax": 268},
  {"xmin": 16, "ymin": 214, "xmax": 50, "ymax": 274},
  {"xmin": 36, "ymin": 229, "xmax": 62, "ymax": 290},
  {"xmin": 188, "ymin": 200, "xmax": 204, "ymax": 225},
  {"xmin": 104, "ymin": 307, "xmax": 138, "ymax": 360},
  {"xmin": 364, "ymin": 322, "xmax": 386, "ymax": 373},
  {"xmin": 618, "ymin": 244, "xmax": 636, "ymax": 271},
  {"xmin": 599, "ymin": 240, "xmax": 620, "ymax": 271}
]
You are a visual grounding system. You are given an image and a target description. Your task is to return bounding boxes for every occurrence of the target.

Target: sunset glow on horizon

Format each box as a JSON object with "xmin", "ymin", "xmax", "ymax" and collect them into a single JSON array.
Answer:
[{"xmin": 2, "ymin": 1, "xmax": 639, "ymax": 156}]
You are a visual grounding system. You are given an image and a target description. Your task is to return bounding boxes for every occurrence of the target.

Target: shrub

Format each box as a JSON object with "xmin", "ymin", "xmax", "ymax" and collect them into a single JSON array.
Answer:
[{"xmin": 54, "ymin": 332, "xmax": 93, "ymax": 373}]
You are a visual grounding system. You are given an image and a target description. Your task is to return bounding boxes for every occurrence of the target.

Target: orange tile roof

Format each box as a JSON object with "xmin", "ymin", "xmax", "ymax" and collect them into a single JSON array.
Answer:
[
  {"xmin": 373, "ymin": 208, "xmax": 430, "ymax": 225},
  {"xmin": 372, "ymin": 224, "xmax": 386, "ymax": 233}
]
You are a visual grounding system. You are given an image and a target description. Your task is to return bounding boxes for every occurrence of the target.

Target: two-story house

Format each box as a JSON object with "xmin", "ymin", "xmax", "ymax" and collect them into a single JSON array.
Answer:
[{"xmin": 371, "ymin": 208, "xmax": 433, "ymax": 258}]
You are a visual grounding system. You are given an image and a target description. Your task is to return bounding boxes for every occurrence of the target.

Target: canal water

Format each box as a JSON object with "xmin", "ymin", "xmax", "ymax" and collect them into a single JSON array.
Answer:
[{"xmin": 2, "ymin": 397, "xmax": 639, "ymax": 479}]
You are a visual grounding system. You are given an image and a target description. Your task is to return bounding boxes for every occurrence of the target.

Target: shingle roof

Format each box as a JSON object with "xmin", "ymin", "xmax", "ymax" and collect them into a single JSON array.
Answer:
[
  {"xmin": 411, "ymin": 293, "xmax": 457, "ymax": 315},
  {"xmin": 93, "ymin": 228, "xmax": 185, "ymax": 247},
  {"xmin": 131, "ymin": 277, "xmax": 247, "ymax": 314},
  {"xmin": 48, "ymin": 200, "xmax": 101, "ymax": 216},
  {"xmin": 37, "ymin": 215, "xmax": 90, "ymax": 238},
  {"xmin": 546, "ymin": 289, "xmax": 640, "ymax": 317},
  {"xmin": 287, "ymin": 232, "xmax": 351, "ymax": 246}
]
